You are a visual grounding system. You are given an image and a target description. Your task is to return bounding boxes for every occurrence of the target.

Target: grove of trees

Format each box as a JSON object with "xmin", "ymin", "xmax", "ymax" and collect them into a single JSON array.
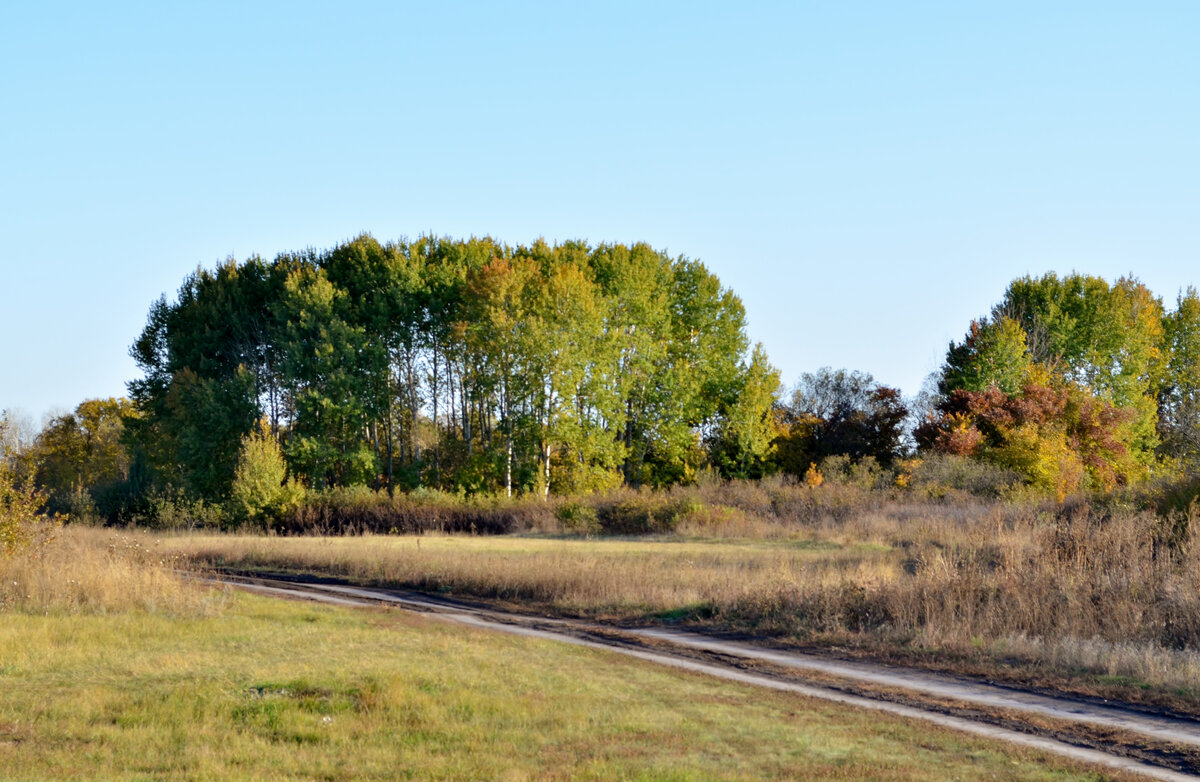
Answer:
[
  {"xmin": 124, "ymin": 235, "xmax": 777, "ymax": 505},
  {"xmin": 918, "ymin": 273, "xmax": 1200, "ymax": 497},
  {"xmin": 8, "ymin": 248, "xmax": 1200, "ymax": 530}
]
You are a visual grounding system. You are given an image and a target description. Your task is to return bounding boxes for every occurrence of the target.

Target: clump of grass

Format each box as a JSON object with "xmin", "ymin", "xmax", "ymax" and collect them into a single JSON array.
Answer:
[{"xmin": 0, "ymin": 526, "xmax": 223, "ymax": 616}]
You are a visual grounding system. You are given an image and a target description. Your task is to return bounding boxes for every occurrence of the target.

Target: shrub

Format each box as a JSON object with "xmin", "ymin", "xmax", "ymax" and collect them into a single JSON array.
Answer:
[
  {"xmin": 591, "ymin": 490, "xmax": 700, "ymax": 535},
  {"xmin": 229, "ymin": 424, "xmax": 305, "ymax": 528},
  {"xmin": 905, "ymin": 454, "xmax": 1022, "ymax": 499},
  {"xmin": 555, "ymin": 502, "xmax": 600, "ymax": 535},
  {"xmin": 0, "ymin": 457, "xmax": 55, "ymax": 553},
  {"xmin": 281, "ymin": 488, "xmax": 555, "ymax": 535},
  {"xmin": 139, "ymin": 490, "xmax": 227, "ymax": 531},
  {"xmin": 819, "ymin": 455, "xmax": 890, "ymax": 490}
]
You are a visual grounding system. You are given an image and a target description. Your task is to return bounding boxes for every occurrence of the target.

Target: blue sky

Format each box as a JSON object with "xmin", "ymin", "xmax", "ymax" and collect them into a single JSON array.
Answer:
[{"xmin": 3, "ymin": 1, "xmax": 1198, "ymax": 423}]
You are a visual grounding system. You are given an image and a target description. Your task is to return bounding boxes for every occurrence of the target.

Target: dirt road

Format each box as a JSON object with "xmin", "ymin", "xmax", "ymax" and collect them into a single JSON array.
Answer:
[{"xmin": 208, "ymin": 572, "xmax": 1200, "ymax": 781}]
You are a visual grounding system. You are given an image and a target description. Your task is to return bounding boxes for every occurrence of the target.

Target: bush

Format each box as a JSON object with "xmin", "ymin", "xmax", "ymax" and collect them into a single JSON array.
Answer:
[
  {"xmin": 281, "ymin": 488, "xmax": 555, "ymax": 535},
  {"xmin": 0, "ymin": 455, "xmax": 55, "ymax": 553},
  {"xmin": 136, "ymin": 490, "xmax": 227, "ymax": 531},
  {"xmin": 555, "ymin": 502, "xmax": 600, "ymax": 535},
  {"xmin": 819, "ymin": 455, "xmax": 891, "ymax": 490},
  {"xmin": 229, "ymin": 424, "xmax": 305, "ymax": 528},
  {"xmin": 592, "ymin": 490, "xmax": 699, "ymax": 535},
  {"xmin": 905, "ymin": 454, "xmax": 1022, "ymax": 499}
]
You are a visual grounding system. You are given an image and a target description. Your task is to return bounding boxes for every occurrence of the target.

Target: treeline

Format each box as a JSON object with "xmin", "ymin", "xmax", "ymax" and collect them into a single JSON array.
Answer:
[
  {"xmin": 7, "ymin": 242, "xmax": 1200, "ymax": 530},
  {"xmin": 125, "ymin": 235, "xmax": 777, "ymax": 507}
]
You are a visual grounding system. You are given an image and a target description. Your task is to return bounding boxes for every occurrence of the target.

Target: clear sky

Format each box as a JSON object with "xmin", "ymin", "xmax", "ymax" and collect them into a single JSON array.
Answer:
[{"xmin": 3, "ymin": 1, "xmax": 1198, "ymax": 424}]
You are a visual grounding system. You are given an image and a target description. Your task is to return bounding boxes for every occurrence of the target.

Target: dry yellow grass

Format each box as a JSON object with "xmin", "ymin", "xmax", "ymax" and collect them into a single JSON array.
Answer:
[
  {"xmin": 0, "ymin": 526, "xmax": 224, "ymax": 616},
  {"xmin": 161, "ymin": 495, "xmax": 1200, "ymax": 699}
]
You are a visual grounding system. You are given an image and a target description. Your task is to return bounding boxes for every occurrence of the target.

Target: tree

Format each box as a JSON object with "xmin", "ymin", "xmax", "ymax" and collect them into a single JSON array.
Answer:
[
  {"xmin": 1159, "ymin": 287, "xmax": 1200, "ymax": 464},
  {"xmin": 128, "ymin": 234, "xmax": 767, "ymax": 499},
  {"xmin": 996, "ymin": 273, "xmax": 1163, "ymax": 461},
  {"xmin": 33, "ymin": 397, "xmax": 133, "ymax": 516},
  {"xmin": 916, "ymin": 370, "xmax": 1141, "ymax": 497},
  {"xmin": 230, "ymin": 422, "xmax": 303, "ymax": 527},
  {"xmin": 522, "ymin": 253, "xmax": 624, "ymax": 495},
  {"xmin": 126, "ymin": 259, "xmax": 286, "ymax": 500},
  {"xmin": 708, "ymin": 344, "xmax": 781, "ymax": 479},
  {"xmin": 940, "ymin": 317, "xmax": 1031, "ymax": 396},
  {"xmin": 774, "ymin": 368, "xmax": 907, "ymax": 475},
  {"xmin": 0, "ymin": 415, "xmax": 53, "ymax": 554},
  {"xmin": 279, "ymin": 264, "xmax": 377, "ymax": 488}
]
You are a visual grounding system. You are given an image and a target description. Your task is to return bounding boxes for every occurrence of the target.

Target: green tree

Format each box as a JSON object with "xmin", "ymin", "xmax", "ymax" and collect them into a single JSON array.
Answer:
[
  {"xmin": 230, "ymin": 422, "xmax": 304, "ymax": 527},
  {"xmin": 461, "ymin": 255, "xmax": 539, "ymax": 496},
  {"xmin": 708, "ymin": 343, "xmax": 781, "ymax": 479},
  {"xmin": 523, "ymin": 252, "xmax": 623, "ymax": 495},
  {"xmin": 129, "ymin": 234, "xmax": 768, "ymax": 499},
  {"xmin": 1159, "ymin": 287, "xmax": 1200, "ymax": 463},
  {"xmin": 33, "ymin": 397, "xmax": 133, "ymax": 517},
  {"xmin": 126, "ymin": 258, "xmax": 286, "ymax": 501},
  {"xmin": 997, "ymin": 273, "xmax": 1163, "ymax": 461},
  {"xmin": 940, "ymin": 317, "xmax": 1031, "ymax": 396}
]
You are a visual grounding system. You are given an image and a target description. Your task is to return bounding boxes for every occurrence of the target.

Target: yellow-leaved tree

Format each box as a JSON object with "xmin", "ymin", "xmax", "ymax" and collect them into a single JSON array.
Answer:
[
  {"xmin": 0, "ymin": 415, "xmax": 56, "ymax": 554},
  {"xmin": 229, "ymin": 422, "xmax": 304, "ymax": 528}
]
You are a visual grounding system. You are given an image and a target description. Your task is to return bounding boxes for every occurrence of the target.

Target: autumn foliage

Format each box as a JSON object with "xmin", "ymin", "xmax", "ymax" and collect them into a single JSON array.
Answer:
[{"xmin": 917, "ymin": 373, "xmax": 1140, "ymax": 498}]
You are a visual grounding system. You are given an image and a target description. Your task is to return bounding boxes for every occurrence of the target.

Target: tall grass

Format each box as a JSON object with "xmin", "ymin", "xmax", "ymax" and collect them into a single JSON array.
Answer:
[
  {"xmin": 0, "ymin": 526, "xmax": 223, "ymax": 616},
  {"xmin": 166, "ymin": 482, "xmax": 1200, "ymax": 697}
]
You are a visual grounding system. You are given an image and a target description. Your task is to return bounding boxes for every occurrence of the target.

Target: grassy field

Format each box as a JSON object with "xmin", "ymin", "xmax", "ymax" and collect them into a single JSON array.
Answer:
[
  {"xmin": 160, "ymin": 495, "xmax": 1200, "ymax": 707},
  {"xmin": 0, "ymin": 527, "xmax": 1121, "ymax": 780}
]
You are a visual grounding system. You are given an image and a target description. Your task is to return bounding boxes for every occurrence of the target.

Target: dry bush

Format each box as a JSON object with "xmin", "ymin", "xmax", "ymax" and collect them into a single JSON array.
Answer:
[
  {"xmin": 0, "ymin": 526, "xmax": 224, "ymax": 616},
  {"xmin": 282, "ymin": 487, "xmax": 557, "ymax": 535}
]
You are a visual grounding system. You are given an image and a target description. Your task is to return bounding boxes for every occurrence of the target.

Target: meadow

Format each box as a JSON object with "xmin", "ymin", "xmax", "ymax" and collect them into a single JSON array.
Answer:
[
  {"xmin": 0, "ymin": 526, "xmax": 1121, "ymax": 780},
  {"xmin": 161, "ymin": 477, "xmax": 1200, "ymax": 709}
]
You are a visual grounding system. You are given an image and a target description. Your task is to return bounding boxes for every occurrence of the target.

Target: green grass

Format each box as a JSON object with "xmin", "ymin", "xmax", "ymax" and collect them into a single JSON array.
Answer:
[{"xmin": 0, "ymin": 590, "xmax": 1112, "ymax": 781}]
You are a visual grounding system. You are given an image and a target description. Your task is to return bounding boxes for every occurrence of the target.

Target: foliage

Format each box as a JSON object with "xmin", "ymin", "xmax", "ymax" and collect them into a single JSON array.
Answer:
[
  {"xmin": 773, "ymin": 368, "xmax": 907, "ymax": 476},
  {"xmin": 707, "ymin": 343, "xmax": 782, "ymax": 479},
  {"xmin": 916, "ymin": 373, "xmax": 1141, "ymax": 498},
  {"xmin": 818, "ymin": 454, "xmax": 890, "ymax": 490},
  {"xmin": 1159, "ymin": 287, "xmax": 1200, "ymax": 464},
  {"xmin": 926, "ymin": 272, "xmax": 1200, "ymax": 491},
  {"xmin": 940, "ymin": 316, "xmax": 1031, "ymax": 396},
  {"xmin": 900, "ymin": 454, "xmax": 1022, "ymax": 498},
  {"xmin": 0, "ymin": 415, "xmax": 56, "ymax": 554},
  {"xmin": 31, "ymin": 397, "xmax": 133, "ymax": 517},
  {"xmin": 993, "ymin": 272, "xmax": 1164, "ymax": 460},
  {"xmin": 229, "ymin": 422, "xmax": 305, "ymax": 527},
  {"xmin": 127, "ymin": 235, "xmax": 760, "ymax": 502}
]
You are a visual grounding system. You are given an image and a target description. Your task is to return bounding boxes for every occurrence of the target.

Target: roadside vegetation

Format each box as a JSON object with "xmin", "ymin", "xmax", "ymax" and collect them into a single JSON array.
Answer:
[
  {"xmin": 13, "ymin": 244, "xmax": 1200, "ymax": 526},
  {"xmin": 163, "ymin": 473, "xmax": 1200, "ymax": 710}
]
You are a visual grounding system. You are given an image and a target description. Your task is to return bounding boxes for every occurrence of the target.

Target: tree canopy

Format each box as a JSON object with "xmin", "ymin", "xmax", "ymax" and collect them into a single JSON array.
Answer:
[
  {"xmin": 773, "ymin": 368, "xmax": 908, "ymax": 475},
  {"xmin": 126, "ymin": 235, "xmax": 776, "ymax": 501},
  {"xmin": 924, "ymin": 272, "xmax": 1200, "ymax": 492}
]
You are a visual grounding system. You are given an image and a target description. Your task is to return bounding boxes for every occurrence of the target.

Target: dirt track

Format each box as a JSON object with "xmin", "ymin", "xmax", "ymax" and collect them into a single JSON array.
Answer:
[{"xmin": 207, "ymin": 571, "xmax": 1200, "ymax": 781}]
